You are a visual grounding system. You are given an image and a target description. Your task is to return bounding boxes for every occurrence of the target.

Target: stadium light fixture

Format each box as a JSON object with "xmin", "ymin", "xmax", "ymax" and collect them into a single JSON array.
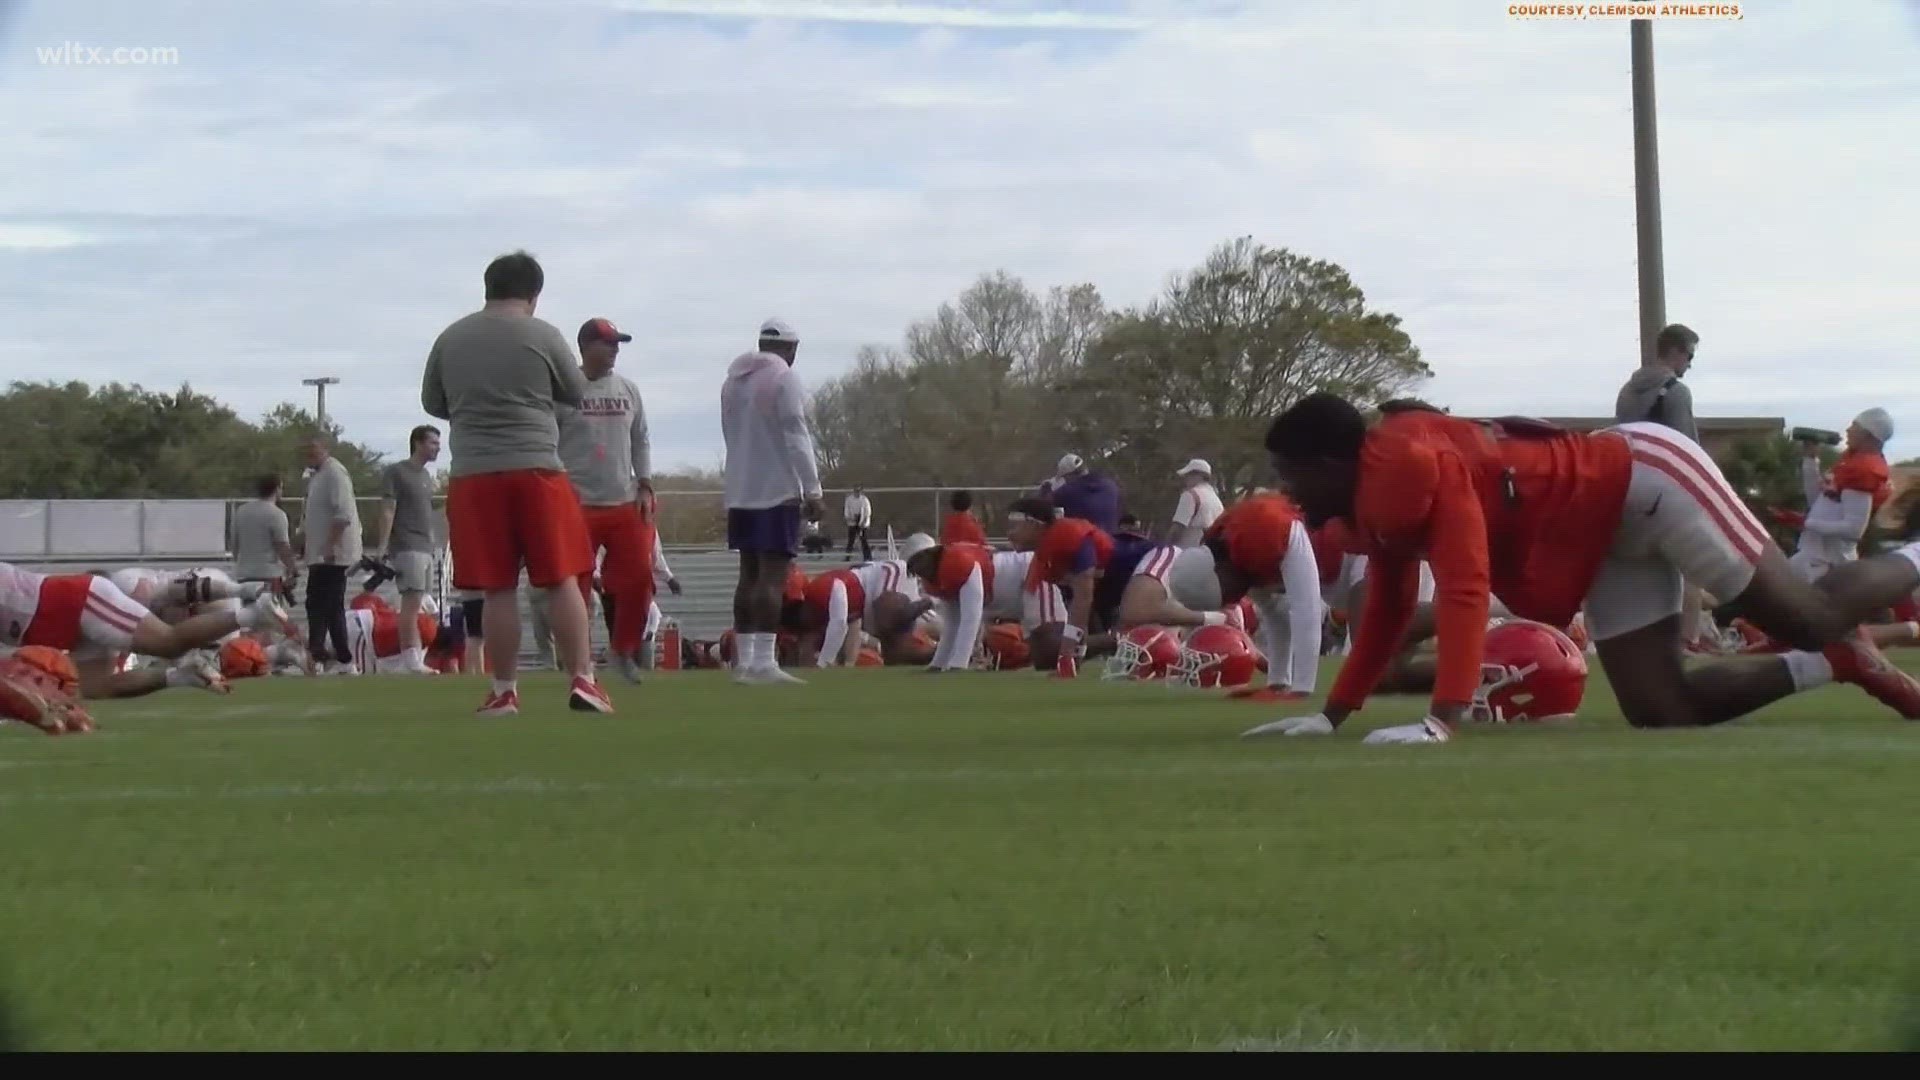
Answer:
[{"xmin": 302, "ymin": 376, "xmax": 341, "ymax": 428}]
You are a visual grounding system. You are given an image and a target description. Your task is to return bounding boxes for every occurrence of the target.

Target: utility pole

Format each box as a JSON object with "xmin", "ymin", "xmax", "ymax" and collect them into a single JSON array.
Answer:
[
  {"xmin": 1630, "ymin": 18, "xmax": 1666, "ymax": 366},
  {"xmin": 301, "ymin": 376, "xmax": 340, "ymax": 429}
]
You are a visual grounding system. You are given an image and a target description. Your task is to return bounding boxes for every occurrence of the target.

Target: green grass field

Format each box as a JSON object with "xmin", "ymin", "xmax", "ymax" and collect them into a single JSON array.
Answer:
[{"xmin": 4, "ymin": 662, "xmax": 1920, "ymax": 1051}]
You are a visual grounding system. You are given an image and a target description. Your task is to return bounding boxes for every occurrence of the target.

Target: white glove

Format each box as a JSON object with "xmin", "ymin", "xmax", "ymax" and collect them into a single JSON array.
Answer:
[
  {"xmin": 1361, "ymin": 717, "xmax": 1453, "ymax": 745},
  {"xmin": 1240, "ymin": 713, "xmax": 1335, "ymax": 739}
]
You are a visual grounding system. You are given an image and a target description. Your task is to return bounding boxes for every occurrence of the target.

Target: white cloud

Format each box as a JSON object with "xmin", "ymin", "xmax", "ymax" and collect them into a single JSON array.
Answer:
[{"xmin": 0, "ymin": 0, "xmax": 1915, "ymax": 477}]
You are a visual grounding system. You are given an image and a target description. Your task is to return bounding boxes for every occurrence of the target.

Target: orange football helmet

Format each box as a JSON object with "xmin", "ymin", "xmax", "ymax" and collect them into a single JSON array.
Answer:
[
  {"xmin": 219, "ymin": 637, "xmax": 270, "ymax": 680},
  {"xmin": 1471, "ymin": 619, "xmax": 1587, "ymax": 724},
  {"xmin": 980, "ymin": 622, "xmax": 1029, "ymax": 670},
  {"xmin": 1103, "ymin": 624, "xmax": 1182, "ymax": 681},
  {"xmin": 0, "ymin": 646, "xmax": 93, "ymax": 735},
  {"xmin": 1171, "ymin": 624, "xmax": 1260, "ymax": 689},
  {"xmin": 855, "ymin": 644, "xmax": 885, "ymax": 667}
]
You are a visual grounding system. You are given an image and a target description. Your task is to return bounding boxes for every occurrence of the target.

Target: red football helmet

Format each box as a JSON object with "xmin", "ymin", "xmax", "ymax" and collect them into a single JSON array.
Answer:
[
  {"xmin": 1103, "ymin": 624, "xmax": 1182, "ymax": 681},
  {"xmin": 1171, "ymin": 624, "xmax": 1260, "ymax": 689},
  {"xmin": 1471, "ymin": 619, "xmax": 1587, "ymax": 724},
  {"xmin": 980, "ymin": 622, "xmax": 1030, "ymax": 670},
  {"xmin": 218, "ymin": 637, "xmax": 270, "ymax": 680}
]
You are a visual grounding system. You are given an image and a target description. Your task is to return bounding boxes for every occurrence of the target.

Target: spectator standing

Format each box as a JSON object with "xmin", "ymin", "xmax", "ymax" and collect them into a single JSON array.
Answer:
[
  {"xmin": 300, "ymin": 434, "xmax": 362, "ymax": 674},
  {"xmin": 420, "ymin": 249, "xmax": 612, "ymax": 716},
  {"xmin": 1167, "ymin": 458, "xmax": 1224, "ymax": 547},
  {"xmin": 843, "ymin": 485, "xmax": 873, "ymax": 562},
  {"xmin": 374, "ymin": 424, "xmax": 443, "ymax": 675},
  {"xmin": 232, "ymin": 472, "xmax": 298, "ymax": 598},
  {"xmin": 720, "ymin": 317, "xmax": 824, "ymax": 684},
  {"xmin": 1046, "ymin": 453, "xmax": 1122, "ymax": 536},
  {"xmin": 1615, "ymin": 323, "xmax": 1700, "ymax": 443}
]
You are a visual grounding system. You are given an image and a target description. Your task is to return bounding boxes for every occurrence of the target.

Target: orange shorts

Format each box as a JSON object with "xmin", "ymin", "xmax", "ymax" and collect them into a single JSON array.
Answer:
[
  {"xmin": 581, "ymin": 502, "xmax": 655, "ymax": 593},
  {"xmin": 447, "ymin": 468, "xmax": 593, "ymax": 591}
]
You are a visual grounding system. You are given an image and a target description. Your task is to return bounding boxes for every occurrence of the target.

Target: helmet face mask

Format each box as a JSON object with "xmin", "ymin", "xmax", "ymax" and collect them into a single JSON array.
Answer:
[
  {"xmin": 1169, "ymin": 625, "xmax": 1260, "ymax": 689},
  {"xmin": 1103, "ymin": 626, "xmax": 1180, "ymax": 681},
  {"xmin": 1469, "ymin": 620, "xmax": 1587, "ymax": 724}
]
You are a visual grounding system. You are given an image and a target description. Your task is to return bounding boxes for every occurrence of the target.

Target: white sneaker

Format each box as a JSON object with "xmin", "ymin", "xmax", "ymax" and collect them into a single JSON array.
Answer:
[
  {"xmin": 326, "ymin": 661, "xmax": 359, "ymax": 676},
  {"xmin": 734, "ymin": 664, "xmax": 806, "ymax": 686},
  {"xmin": 246, "ymin": 595, "xmax": 298, "ymax": 639}
]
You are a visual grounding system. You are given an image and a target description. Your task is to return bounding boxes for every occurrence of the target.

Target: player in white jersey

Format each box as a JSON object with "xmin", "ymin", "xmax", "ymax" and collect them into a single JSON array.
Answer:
[
  {"xmin": 800, "ymin": 559, "xmax": 929, "ymax": 666},
  {"xmin": 1, "ymin": 561, "xmax": 291, "ymax": 702},
  {"xmin": 905, "ymin": 545, "xmax": 1068, "ymax": 672}
]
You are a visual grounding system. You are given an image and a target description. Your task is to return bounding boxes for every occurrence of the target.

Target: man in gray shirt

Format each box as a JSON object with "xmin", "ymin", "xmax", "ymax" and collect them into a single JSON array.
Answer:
[
  {"xmin": 231, "ymin": 473, "xmax": 298, "ymax": 594},
  {"xmin": 421, "ymin": 249, "xmax": 609, "ymax": 716},
  {"xmin": 301, "ymin": 434, "xmax": 363, "ymax": 673},
  {"xmin": 375, "ymin": 423, "xmax": 443, "ymax": 675},
  {"xmin": 1615, "ymin": 323, "xmax": 1699, "ymax": 443},
  {"xmin": 557, "ymin": 316, "xmax": 654, "ymax": 684}
]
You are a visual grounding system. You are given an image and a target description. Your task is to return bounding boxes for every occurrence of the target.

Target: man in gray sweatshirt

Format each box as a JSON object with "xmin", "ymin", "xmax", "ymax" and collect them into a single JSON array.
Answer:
[
  {"xmin": 557, "ymin": 316, "xmax": 655, "ymax": 684},
  {"xmin": 1615, "ymin": 323, "xmax": 1699, "ymax": 443},
  {"xmin": 421, "ymin": 250, "xmax": 611, "ymax": 717}
]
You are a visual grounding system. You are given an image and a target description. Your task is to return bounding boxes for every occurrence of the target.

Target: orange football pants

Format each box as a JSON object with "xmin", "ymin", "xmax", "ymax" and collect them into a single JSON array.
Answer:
[{"xmin": 578, "ymin": 502, "xmax": 656, "ymax": 658}]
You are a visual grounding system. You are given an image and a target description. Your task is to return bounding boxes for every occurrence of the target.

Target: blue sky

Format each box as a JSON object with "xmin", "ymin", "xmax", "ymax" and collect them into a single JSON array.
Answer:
[{"xmin": 2, "ymin": 0, "xmax": 1917, "ymax": 473}]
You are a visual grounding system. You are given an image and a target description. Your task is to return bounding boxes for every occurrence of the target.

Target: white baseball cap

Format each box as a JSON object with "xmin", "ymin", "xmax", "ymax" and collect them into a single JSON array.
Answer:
[
  {"xmin": 1854, "ymin": 407, "xmax": 1894, "ymax": 444},
  {"xmin": 1055, "ymin": 453, "xmax": 1083, "ymax": 476},
  {"xmin": 759, "ymin": 318, "xmax": 799, "ymax": 343},
  {"xmin": 1177, "ymin": 458, "xmax": 1212, "ymax": 477}
]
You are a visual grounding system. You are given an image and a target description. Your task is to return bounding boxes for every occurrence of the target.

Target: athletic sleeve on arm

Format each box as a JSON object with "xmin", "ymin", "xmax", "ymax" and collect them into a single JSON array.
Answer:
[
  {"xmin": 1327, "ymin": 555, "xmax": 1419, "ymax": 711},
  {"xmin": 1800, "ymin": 457, "xmax": 1823, "ymax": 508},
  {"xmin": 1276, "ymin": 518, "xmax": 1323, "ymax": 693},
  {"xmin": 775, "ymin": 369, "xmax": 823, "ymax": 499},
  {"xmin": 819, "ymin": 581, "xmax": 851, "ymax": 666},
  {"xmin": 1807, "ymin": 489, "xmax": 1874, "ymax": 540},
  {"xmin": 949, "ymin": 564, "xmax": 986, "ymax": 670},
  {"xmin": 652, "ymin": 536, "xmax": 672, "ymax": 580},
  {"xmin": 1421, "ymin": 453, "xmax": 1494, "ymax": 711},
  {"xmin": 929, "ymin": 599, "xmax": 963, "ymax": 670}
]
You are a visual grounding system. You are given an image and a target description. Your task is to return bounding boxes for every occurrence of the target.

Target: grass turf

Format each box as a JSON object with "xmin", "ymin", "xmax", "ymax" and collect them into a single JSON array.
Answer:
[{"xmin": 2, "ymin": 662, "xmax": 1919, "ymax": 1051}]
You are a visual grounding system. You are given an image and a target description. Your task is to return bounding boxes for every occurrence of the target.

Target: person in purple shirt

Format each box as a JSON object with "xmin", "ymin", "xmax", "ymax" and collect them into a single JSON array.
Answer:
[{"xmin": 1040, "ymin": 455, "xmax": 1123, "ymax": 536}]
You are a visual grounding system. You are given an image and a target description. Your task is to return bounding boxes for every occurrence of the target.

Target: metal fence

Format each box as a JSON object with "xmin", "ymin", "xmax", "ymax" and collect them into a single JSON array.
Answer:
[
  {"xmin": 0, "ymin": 491, "xmax": 1032, "ymax": 659},
  {"xmin": 0, "ymin": 487, "xmax": 1034, "ymax": 560}
]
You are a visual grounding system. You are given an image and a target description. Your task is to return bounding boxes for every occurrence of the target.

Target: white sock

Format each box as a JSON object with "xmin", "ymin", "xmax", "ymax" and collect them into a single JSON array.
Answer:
[
  {"xmin": 753, "ymin": 632, "xmax": 776, "ymax": 668},
  {"xmin": 1782, "ymin": 651, "xmax": 1833, "ymax": 692},
  {"xmin": 491, "ymin": 678, "xmax": 516, "ymax": 697}
]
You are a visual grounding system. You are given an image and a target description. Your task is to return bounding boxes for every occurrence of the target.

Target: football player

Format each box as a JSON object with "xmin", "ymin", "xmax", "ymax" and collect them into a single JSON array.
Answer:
[
  {"xmin": 1, "ymin": 562, "xmax": 288, "ymax": 704},
  {"xmin": 905, "ymin": 543, "xmax": 1066, "ymax": 672},
  {"xmin": 799, "ymin": 559, "xmax": 930, "ymax": 667},
  {"xmin": 1165, "ymin": 493, "xmax": 1328, "ymax": 700},
  {"xmin": 1005, "ymin": 497, "xmax": 1113, "ymax": 677},
  {"xmin": 1258, "ymin": 395, "xmax": 1920, "ymax": 744}
]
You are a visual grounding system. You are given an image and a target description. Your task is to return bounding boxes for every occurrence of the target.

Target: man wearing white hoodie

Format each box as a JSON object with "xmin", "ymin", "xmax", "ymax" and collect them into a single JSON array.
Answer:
[{"xmin": 721, "ymin": 318, "xmax": 825, "ymax": 684}]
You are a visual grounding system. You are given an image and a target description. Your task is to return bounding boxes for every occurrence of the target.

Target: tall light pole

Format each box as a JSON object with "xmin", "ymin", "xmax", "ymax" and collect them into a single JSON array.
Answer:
[
  {"xmin": 1630, "ymin": 18, "xmax": 1666, "ymax": 366},
  {"xmin": 301, "ymin": 376, "xmax": 340, "ymax": 429}
]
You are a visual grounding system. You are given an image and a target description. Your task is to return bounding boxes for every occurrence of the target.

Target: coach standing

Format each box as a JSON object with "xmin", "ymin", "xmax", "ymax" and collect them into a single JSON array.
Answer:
[
  {"xmin": 1615, "ymin": 322, "xmax": 1710, "ymax": 645},
  {"xmin": 421, "ymin": 250, "xmax": 612, "ymax": 716},
  {"xmin": 720, "ymin": 318, "xmax": 823, "ymax": 685},
  {"xmin": 375, "ymin": 424, "xmax": 442, "ymax": 675},
  {"xmin": 557, "ymin": 316, "xmax": 655, "ymax": 685},
  {"xmin": 301, "ymin": 434, "xmax": 362, "ymax": 674}
]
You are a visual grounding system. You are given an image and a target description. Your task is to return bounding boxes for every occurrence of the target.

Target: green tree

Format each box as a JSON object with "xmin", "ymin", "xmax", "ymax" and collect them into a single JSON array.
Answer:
[{"xmin": 0, "ymin": 380, "xmax": 386, "ymax": 499}]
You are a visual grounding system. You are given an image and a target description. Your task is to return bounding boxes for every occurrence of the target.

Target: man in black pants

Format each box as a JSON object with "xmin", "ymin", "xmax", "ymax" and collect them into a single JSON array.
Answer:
[{"xmin": 301, "ymin": 434, "xmax": 362, "ymax": 673}]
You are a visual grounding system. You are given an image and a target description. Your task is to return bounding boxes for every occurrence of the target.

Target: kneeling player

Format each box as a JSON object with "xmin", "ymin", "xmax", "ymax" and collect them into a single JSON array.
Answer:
[
  {"xmin": 346, "ymin": 595, "xmax": 442, "ymax": 674},
  {"xmin": 905, "ymin": 543, "xmax": 1066, "ymax": 672},
  {"xmin": 1005, "ymin": 498, "xmax": 1113, "ymax": 677},
  {"xmin": 1257, "ymin": 396, "xmax": 1920, "ymax": 744},
  {"xmin": 800, "ymin": 559, "xmax": 931, "ymax": 667}
]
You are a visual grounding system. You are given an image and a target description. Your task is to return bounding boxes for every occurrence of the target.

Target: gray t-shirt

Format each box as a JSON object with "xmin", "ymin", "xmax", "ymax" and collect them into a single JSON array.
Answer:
[
  {"xmin": 382, "ymin": 460, "xmax": 438, "ymax": 554},
  {"xmin": 420, "ymin": 310, "xmax": 590, "ymax": 477},
  {"xmin": 1615, "ymin": 364, "xmax": 1697, "ymax": 443},
  {"xmin": 231, "ymin": 498, "xmax": 290, "ymax": 581},
  {"xmin": 302, "ymin": 456, "xmax": 364, "ymax": 566},
  {"xmin": 556, "ymin": 373, "xmax": 649, "ymax": 507}
]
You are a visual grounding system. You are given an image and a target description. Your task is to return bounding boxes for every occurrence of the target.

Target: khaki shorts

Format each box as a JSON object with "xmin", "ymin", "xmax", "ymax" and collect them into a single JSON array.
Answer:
[{"xmin": 390, "ymin": 551, "xmax": 435, "ymax": 595}]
